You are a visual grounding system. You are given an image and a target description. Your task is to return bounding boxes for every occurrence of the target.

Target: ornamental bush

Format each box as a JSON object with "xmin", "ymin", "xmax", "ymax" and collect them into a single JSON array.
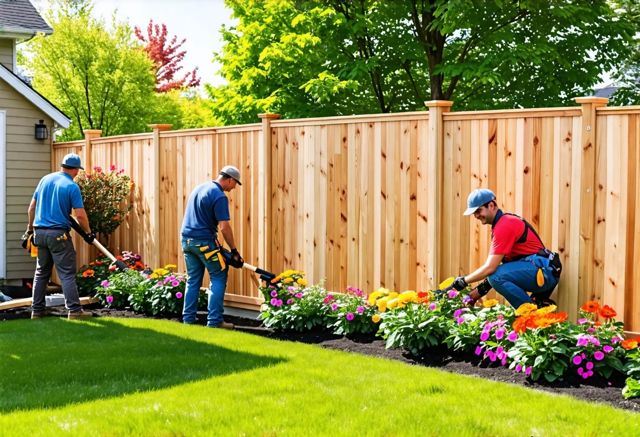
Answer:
[
  {"xmin": 95, "ymin": 269, "xmax": 147, "ymax": 309},
  {"xmin": 75, "ymin": 165, "xmax": 132, "ymax": 240}
]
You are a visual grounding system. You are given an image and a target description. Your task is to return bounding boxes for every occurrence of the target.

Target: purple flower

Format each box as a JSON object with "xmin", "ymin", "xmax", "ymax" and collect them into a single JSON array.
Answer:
[
  {"xmin": 175, "ymin": 292, "xmax": 183, "ymax": 299},
  {"xmin": 157, "ymin": 281, "xmax": 164, "ymax": 287},
  {"xmin": 501, "ymin": 357, "xmax": 508, "ymax": 366},
  {"xmin": 515, "ymin": 363, "xmax": 522, "ymax": 373},
  {"xmin": 270, "ymin": 298, "xmax": 278, "ymax": 306},
  {"xmin": 295, "ymin": 292, "xmax": 303, "ymax": 299},
  {"xmin": 572, "ymin": 355, "xmax": 583, "ymax": 365},
  {"xmin": 611, "ymin": 336, "xmax": 621, "ymax": 344},
  {"xmin": 287, "ymin": 299, "xmax": 294, "ymax": 305},
  {"xmin": 576, "ymin": 335, "xmax": 590, "ymax": 347},
  {"xmin": 582, "ymin": 372, "xmax": 590, "ymax": 380},
  {"xmin": 447, "ymin": 290, "xmax": 458, "ymax": 299},
  {"xmin": 507, "ymin": 331, "xmax": 518, "ymax": 342},
  {"xmin": 496, "ymin": 346, "xmax": 504, "ymax": 356},
  {"xmin": 462, "ymin": 295, "xmax": 473, "ymax": 304},
  {"xmin": 276, "ymin": 299, "xmax": 283, "ymax": 307},
  {"xmin": 475, "ymin": 346, "xmax": 483, "ymax": 356},
  {"xmin": 590, "ymin": 337, "xmax": 601, "ymax": 347},
  {"xmin": 495, "ymin": 328, "xmax": 505, "ymax": 340},
  {"xmin": 603, "ymin": 345, "xmax": 614, "ymax": 353},
  {"xmin": 428, "ymin": 303, "xmax": 437, "ymax": 311},
  {"xmin": 345, "ymin": 312, "xmax": 355, "ymax": 321},
  {"xmin": 585, "ymin": 361, "xmax": 594, "ymax": 370},
  {"xmin": 587, "ymin": 327, "xmax": 596, "ymax": 334},
  {"xmin": 171, "ymin": 280, "xmax": 180, "ymax": 287},
  {"xmin": 456, "ymin": 317, "xmax": 464, "ymax": 325},
  {"xmin": 106, "ymin": 295, "xmax": 114, "ymax": 304},
  {"xmin": 453, "ymin": 308, "xmax": 466, "ymax": 318},
  {"xmin": 287, "ymin": 286, "xmax": 295, "ymax": 292},
  {"xmin": 577, "ymin": 367, "xmax": 584, "ymax": 375},
  {"xmin": 100, "ymin": 280, "xmax": 110, "ymax": 288},
  {"xmin": 271, "ymin": 290, "xmax": 278, "ymax": 297},
  {"xmin": 594, "ymin": 351, "xmax": 605, "ymax": 361},
  {"xmin": 487, "ymin": 351, "xmax": 497, "ymax": 362},
  {"xmin": 480, "ymin": 331, "xmax": 490, "ymax": 342},
  {"xmin": 331, "ymin": 303, "xmax": 338, "ymax": 311},
  {"xmin": 577, "ymin": 318, "xmax": 589, "ymax": 325},
  {"xmin": 356, "ymin": 306, "xmax": 365, "ymax": 314},
  {"xmin": 525, "ymin": 367, "xmax": 532, "ymax": 377}
]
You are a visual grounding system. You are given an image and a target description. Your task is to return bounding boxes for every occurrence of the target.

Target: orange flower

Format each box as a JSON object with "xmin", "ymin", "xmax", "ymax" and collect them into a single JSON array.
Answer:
[
  {"xmin": 533, "ymin": 312, "xmax": 568, "ymax": 329},
  {"xmin": 513, "ymin": 315, "xmax": 533, "ymax": 333},
  {"xmin": 621, "ymin": 338, "xmax": 639, "ymax": 350},
  {"xmin": 82, "ymin": 269, "xmax": 95, "ymax": 278},
  {"xmin": 580, "ymin": 300, "xmax": 600, "ymax": 313},
  {"xmin": 598, "ymin": 305, "xmax": 617, "ymax": 319}
]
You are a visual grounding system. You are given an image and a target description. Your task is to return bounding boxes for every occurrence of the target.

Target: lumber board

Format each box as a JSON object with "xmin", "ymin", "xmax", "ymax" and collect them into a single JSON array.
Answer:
[{"xmin": 0, "ymin": 296, "xmax": 99, "ymax": 311}]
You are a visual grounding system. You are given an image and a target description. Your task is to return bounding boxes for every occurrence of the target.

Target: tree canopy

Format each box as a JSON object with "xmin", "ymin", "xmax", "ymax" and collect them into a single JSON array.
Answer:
[{"xmin": 209, "ymin": 0, "xmax": 634, "ymax": 125}]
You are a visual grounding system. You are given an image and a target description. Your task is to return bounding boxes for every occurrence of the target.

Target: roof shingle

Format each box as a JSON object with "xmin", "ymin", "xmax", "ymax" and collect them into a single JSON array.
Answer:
[{"xmin": 0, "ymin": 0, "xmax": 52, "ymax": 35}]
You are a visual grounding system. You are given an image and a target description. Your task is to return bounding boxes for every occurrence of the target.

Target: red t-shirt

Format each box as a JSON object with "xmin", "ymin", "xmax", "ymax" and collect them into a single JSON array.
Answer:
[{"xmin": 490, "ymin": 213, "xmax": 544, "ymax": 261}]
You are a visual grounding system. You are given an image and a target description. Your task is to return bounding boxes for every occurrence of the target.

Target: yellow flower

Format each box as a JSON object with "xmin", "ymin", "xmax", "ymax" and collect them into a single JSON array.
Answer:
[
  {"xmin": 398, "ymin": 290, "xmax": 418, "ymax": 304},
  {"xmin": 387, "ymin": 297, "xmax": 399, "ymax": 310},
  {"xmin": 372, "ymin": 314, "xmax": 381, "ymax": 323},
  {"xmin": 297, "ymin": 278, "xmax": 307, "ymax": 287},
  {"xmin": 367, "ymin": 290, "xmax": 386, "ymax": 305},
  {"xmin": 153, "ymin": 268, "xmax": 169, "ymax": 277},
  {"xmin": 388, "ymin": 291, "xmax": 398, "ymax": 299},
  {"xmin": 482, "ymin": 299, "xmax": 499, "ymax": 308},
  {"xmin": 164, "ymin": 264, "xmax": 177, "ymax": 270},
  {"xmin": 377, "ymin": 297, "xmax": 389, "ymax": 313},
  {"xmin": 283, "ymin": 277, "xmax": 294, "ymax": 284},
  {"xmin": 438, "ymin": 277, "xmax": 455, "ymax": 290},
  {"xmin": 534, "ymin": 305, "xmax": 557, "ymax": 315},
  {"xmin": 515, "ymin": 303, "xmax": 538, "ymax": 316}
]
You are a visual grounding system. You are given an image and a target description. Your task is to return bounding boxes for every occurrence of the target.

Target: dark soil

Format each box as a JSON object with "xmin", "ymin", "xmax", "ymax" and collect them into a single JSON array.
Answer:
[{"xmin": 3, "ymin": 304, "xmax": 639, "ymax": 413}]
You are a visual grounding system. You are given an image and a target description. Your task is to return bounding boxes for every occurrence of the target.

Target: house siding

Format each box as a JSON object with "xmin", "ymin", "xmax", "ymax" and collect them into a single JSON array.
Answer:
[
  {"xmin": 0, "ymin": 77, "xmax": 53, "ymax": 280},
  {"xmin": 0, "ymin": 38, "xmax": 14, "ymax": 71}
]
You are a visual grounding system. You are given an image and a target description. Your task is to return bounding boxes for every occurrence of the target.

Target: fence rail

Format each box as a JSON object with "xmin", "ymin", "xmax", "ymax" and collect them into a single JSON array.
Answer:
[{"xmin": 53, "ymin": 97, "xmax": 640, "ymax": 330}]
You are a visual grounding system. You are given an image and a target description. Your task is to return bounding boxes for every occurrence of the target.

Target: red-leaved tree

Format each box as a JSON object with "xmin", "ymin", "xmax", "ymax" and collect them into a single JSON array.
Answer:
[{"xmin": 135, "ymin": 20, "xmax": 200, "ymax": 92}]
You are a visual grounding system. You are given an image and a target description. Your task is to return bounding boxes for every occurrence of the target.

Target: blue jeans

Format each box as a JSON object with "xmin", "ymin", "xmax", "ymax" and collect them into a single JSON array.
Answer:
[
  {"xmin": 487, "ymin": 255, "xmax": 559, "ymax": 309},
  {"xmin": 181, "ymin": 238, "xmax": 228, "ymax": 327}
]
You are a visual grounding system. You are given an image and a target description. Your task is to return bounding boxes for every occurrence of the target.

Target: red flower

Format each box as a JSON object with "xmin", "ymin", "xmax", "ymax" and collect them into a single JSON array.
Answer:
[
  {"xmin": 598, "ymin": 305, "xmax": 617, "ymax": 319},
  {"xmin": 580, "ymin": 300, "xmax": 600, "ymax": 313}
]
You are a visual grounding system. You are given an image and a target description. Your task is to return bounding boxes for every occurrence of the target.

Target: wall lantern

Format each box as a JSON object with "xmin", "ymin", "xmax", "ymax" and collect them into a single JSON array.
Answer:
[{"xmin": 35, "ymin": 120, "xmax": 48, "ymax": 140}]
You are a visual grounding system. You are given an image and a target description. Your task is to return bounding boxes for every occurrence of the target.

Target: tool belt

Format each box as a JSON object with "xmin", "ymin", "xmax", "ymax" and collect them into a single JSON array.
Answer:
[{"xmin": 538, "ymin": 249, "xmax": 562, "ymax": 278}]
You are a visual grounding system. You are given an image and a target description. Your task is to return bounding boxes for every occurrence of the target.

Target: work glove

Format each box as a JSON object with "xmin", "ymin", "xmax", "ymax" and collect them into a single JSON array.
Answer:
[
  {"xmin": 228, "ymin": 248, "xmax": 244, "ymax": 269},
  {"xmin": 452, "ymin": 276, "xmax": 468, "ymax": 291},
  {"xmin": 21, "ymin": 230, "xmax": 33, "ymax": 250},
  {"xmin": 83, "ymin": 232, "xmax": 96, "ymax": 244}
]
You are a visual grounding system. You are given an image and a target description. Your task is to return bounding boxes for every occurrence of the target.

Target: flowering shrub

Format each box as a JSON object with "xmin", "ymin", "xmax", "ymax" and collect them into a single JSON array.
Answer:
[
  {"xmin": 622, "ymin": 337, "xmax": 640, "ymax": 399},
  {"xmin": 128, "ymin": 265, "xmax": 199, "ymax": 317},
  {"xmin": 76, "ymin": 256, "xmax": 111, "ymax": 296},
  {"xmin": 325, "ymin": 287, "xmax": 377, "ymax": 336},
  {"xmin": 95, "ymin": 269, "xmax": 146, "ymax": 309},
  {"xmin": 75, "ymin": 165, "xmax": 132, "ymax": 238}
]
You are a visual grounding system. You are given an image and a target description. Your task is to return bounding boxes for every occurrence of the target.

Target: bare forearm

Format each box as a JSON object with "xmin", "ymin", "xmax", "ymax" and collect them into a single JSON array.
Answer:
[{"xmin": 219, "ymin": 222, "xmax": 236, "ymax": 249}]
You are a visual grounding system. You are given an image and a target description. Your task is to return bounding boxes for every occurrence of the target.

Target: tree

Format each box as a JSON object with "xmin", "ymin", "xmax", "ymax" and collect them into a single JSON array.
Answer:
[
  {"xmin": 609, "ymin": 0, "xmax": 640, "ymax": 105},
  {"xmin": 210, "ymin": 0, "xmax": 634, "ymax": 124},
  {"xmin": 135, "ymin": 20, "xmax": 201, "ymax": 93},
  {"xmin": 21, "ymin": 1, "xmax": 157, "ymax": 140}
]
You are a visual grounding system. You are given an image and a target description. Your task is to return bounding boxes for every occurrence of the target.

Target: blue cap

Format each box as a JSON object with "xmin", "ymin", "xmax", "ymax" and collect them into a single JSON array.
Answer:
[
  {"xmin": 463, "ymin": 188, "xmax": 496, "ymax": 216},
  {"xmin": 61, "ymin": 153, "xmax": 84, "ymax": 170}
]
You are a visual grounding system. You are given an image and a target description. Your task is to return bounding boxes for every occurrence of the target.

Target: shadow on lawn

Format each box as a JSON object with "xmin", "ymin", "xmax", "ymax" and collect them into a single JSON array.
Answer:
[{"xmin": 0, "ymin": 318, "xmax": 285, "ymax": 413}]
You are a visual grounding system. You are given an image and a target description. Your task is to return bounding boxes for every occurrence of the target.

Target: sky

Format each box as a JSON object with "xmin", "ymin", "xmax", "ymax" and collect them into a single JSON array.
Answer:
[{"xmin": 34, "ymin": 0, "xmax": 234, "ymax": 88}]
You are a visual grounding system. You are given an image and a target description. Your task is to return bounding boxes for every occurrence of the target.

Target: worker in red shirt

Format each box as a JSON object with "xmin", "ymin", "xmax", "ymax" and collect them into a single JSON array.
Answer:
[{"xmin": 451, "ymin": 189, "xmax": 562, "ymax": 308}]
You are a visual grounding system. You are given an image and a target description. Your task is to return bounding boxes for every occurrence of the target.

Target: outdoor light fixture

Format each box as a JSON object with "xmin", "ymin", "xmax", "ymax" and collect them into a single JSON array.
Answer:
[{"xmin": 35, "ymin": 120, "xmax": 48, "ymax": 140}]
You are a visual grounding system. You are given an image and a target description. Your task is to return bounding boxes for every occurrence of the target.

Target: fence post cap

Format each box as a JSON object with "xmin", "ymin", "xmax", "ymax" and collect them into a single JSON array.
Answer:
[
  {"xmin": 574, "ymin": 96, "xmax": 609, "ymax": 105},
  {"xmin": 258, "ymin": 113, "xmax": 281, "ymax": 120},
  {"xmin": 424, "ymin": 100, "xmax": 454, "ymax": 109},
  {"xmin": 148, "ymin": 124, "xmax": 173, "ymax": 131}
]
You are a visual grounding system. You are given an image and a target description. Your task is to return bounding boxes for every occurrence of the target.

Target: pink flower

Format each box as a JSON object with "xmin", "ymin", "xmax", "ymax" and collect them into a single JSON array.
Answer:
[
  {"xmin": 585, "ymin": 361, "xmax": 594, "ymax": 370},
  {"xmin": 175, "ymin": 292, "xmax": 183, "ymax": 299},
  {"xmin": 480, "ymin": 331, "xmax": 490, "ymax": 342},
  {"xmin": 603, "ymin": 345, "xmax": 614, "ymax": 353},
  {"xmin": 356, "ymin": 306, "xmax": 364, "ymax": 314},
  {"xmin": 93, "ymin": 166, "xmax": 102, "ymax": 173},
  {"xmin": 611, "ymin": 336, "xmax": 621, "ymax": 344},
  {"xmin": 475, "ymin": 346, "xmax": 483, "ymax": 356},
  {"xmin": 577, "ymin": 367, "xmax": 584, "ymax": 375},
  {"xmin": 594, "ymin": 351, "xmax": 605, "ymax": 361},
  {"xmin": 100, "ymin": 280, "xmax": 110, "ymax": 288},
  {"xmin": 286, "ymin": 298, "xmax": 294, "ymax": 305},
  {"xmin": 515, "ymin": 363, "xmax": 522, "ymax": 373},
  {"xmin": 106, "ymin": 295, "xmax": 114, "ymax": 304},
  {"xmin": 171, "ymin": 280, "xmax": 180, "ymax": 287},
  {"xmin": 295, "ymin": 292, "xmax": 303, "ymax": 298},
  {"xmin": 110, "ymin": 164, "xmax": 117, "ymax": 171},
  {"xmin": 501, "ymin": 356, "xmax": 508, "ymax": 366},
  {"xmin": 276, "ymin": 299, "xmax": 283, "ymax": 306},
  {"xmin": 577, "ymin": 318, "xmax": 589, "ymax": 325},
  {"xmin": 345, "ymin": 312, "xmax": 355, "ymax": 321},
  {"xmin": 456, "ymin": 317, "xmax": 464, "ymax": 325},
  {"xmin": 507, "ymin": 331, "xmax": 518, "ymax": 342},
  {"xmin": 331, "ymin": 303, "xmax": 338, "ymax": 311},
  {"xmin": 453, "ymin": 308, "xmax": 466, "ymax": 318},
  {"xmin": 447, "ymin": 290, "xmax": 458, "ymax": 299},
  {"xmin": 572, "ymin": 355, "xmax": 583, "ymax": 365},
  {"xmin": 271, "ymin": 290, "xmax": 278, "ymax": 297},
  {"xmin": 428, "ymin": 303, "xmax": 437, "ymax": 311},
  {"xmin": 495, "ymin": 328, "xmax": 505, "ymax": 340},
  {"xmin": 525, "ymin": 367, "xmax": 532, "ymax": 377}
]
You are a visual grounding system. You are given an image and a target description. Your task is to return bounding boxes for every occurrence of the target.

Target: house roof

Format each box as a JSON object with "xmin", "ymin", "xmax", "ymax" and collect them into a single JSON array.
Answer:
[
  {"xmin": 0, "ymin": 63, "xmax": 70, "ymax": 127},
  {"xmin": 0, "ymin": 0, "xmax": 52, "ymax": 37}
]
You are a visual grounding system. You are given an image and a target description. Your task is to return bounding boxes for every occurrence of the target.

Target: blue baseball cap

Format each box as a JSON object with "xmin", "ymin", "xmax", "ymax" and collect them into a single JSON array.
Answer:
[
  {"xmin": 61, "ymin": 153, "xmax": 84, "ymax": 170},
  {"xmin": 463, "ymin": 188, "xmax": 496, "ymax": 216}
]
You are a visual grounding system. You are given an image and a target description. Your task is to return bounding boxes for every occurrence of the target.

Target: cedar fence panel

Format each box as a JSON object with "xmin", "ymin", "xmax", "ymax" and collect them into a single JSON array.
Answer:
[{"xmin": 51, "ymin": 100, "xmax": 640, "ymax": 331}]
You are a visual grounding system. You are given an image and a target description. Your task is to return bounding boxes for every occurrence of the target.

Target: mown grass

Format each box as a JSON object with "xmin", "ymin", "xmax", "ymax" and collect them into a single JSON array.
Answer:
[{"xmin": 0, "ymin": 317, "xmax": 638, "ymax": 436}]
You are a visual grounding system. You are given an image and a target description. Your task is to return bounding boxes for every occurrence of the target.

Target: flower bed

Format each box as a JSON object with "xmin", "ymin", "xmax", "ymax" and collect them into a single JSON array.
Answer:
[{"xmin": 259, "ymin": 272, "xmax": 640, "ymax": 400}]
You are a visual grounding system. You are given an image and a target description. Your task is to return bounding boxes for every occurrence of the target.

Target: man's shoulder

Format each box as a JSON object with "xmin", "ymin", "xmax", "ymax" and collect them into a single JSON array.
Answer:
[{"xmin": 495, "ymin": 213, "xmax": 525, "ymax": 232}]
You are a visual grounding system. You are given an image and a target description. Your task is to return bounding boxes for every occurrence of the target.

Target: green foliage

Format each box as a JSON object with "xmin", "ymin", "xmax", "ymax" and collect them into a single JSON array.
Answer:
[
  {"xmin": 95, "ymin": 269, "xmax": 146, "ymax": 309},
  {"xmin": 211, "ymin": 0, "xmax": 634, "ymax": 124},
  {"xmin": 152, "ymin": 90, "xmax": 221, "ymax": 129},
  {"xmin": 325, "ymin": 289, "xmax": 377, "ymax": 336},
  {"xmin": 609, "ymin": 0, "xmax": 640, "ymax": 106},
  {"xmin": 260, "ymin": 285, "xmax": 331, "ymax": 332},
  {"xmin": 76, "ymin": 256, "xmax": 111, "ymax": 297},
  {"xmin": 623, "ymin": 346, "xmax": 640, "ymax": 398},
  {"xmin": 378, "ymin": 303, "xmax": 450, "ymax": 355},
  {"xmin": 74, "ymin": 166, "xmax": 132, "ymax": 239}
]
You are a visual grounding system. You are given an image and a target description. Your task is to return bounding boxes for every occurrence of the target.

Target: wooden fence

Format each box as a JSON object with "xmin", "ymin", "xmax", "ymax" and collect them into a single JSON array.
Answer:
[{"xmin": 52, "ymin": 97, "xmax": 640, "ymax": 331}]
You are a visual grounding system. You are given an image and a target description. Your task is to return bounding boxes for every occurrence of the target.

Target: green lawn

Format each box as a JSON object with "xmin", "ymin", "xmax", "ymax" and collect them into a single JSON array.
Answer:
[{"xmin": 1, "ymin": 317, "xmax": 638, "ymax": 436}]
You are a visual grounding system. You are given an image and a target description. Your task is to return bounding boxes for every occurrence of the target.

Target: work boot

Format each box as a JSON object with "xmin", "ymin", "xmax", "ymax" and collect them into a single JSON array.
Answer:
[
  {"xmin": 212, "ymin": 321, "xmax": 234, "ymax": 330},
  {"xmin": 532, "ymin": 296, "xmax": 556, "ymax": 308},
  {"xmin": 31, "ymin": 310, "xmax": 49, "ymax": 319},
  {"xmin": 67, "ymin": 310, "xmax": 93, "ymax": 320}
]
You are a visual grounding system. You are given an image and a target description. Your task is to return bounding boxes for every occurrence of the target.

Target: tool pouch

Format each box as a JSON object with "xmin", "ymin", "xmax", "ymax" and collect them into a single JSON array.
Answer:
[{"xmin": 535, "ymin": 249, "xmax": 562, "ymax": 278}]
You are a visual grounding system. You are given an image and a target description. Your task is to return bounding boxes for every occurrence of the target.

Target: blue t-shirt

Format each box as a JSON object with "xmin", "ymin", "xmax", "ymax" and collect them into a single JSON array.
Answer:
[
  {"xmin": 181, "ymin": 181, "xmax": 230, "ymax": 240},
  {"xmin": 33, "ymin": 172, "xmax": 84, "ymax": 230}
]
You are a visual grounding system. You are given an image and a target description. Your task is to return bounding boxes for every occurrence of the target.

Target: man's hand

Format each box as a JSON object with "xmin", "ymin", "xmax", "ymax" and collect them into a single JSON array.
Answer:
[
  {"xmin": 466, "ymin": 288, "xmax": 482, "ymax": 307},
  {"xmin": 21, "ymin": 230, "xmax": 33, "ymax": 249},
  {"xmin": 229, "ymin": 248, "xmax": 244, "ymax": 268},
  {"xmin": 452, "ymin": 276, "xmax": 468, "ymax": 291}
]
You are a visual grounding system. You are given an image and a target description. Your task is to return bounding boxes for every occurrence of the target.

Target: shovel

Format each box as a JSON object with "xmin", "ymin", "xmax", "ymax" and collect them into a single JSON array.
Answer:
[{"xmin": 69, "ymin": 217, "xmax": 129, "ymax": 271}]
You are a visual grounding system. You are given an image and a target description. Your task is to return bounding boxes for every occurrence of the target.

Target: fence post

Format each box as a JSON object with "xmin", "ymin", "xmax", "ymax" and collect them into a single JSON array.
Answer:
[
  {"xmin": 574, "ymin": 97, "xmax": 608, "ymax": 308},
  {"xmin": 422, "ymin": 100, "xmax": 453, "ymax": 290},
  {"xmin": 147, "ymin": 124, "xmax": 172, "ymax": 268},
  {"xmin": 257, "ymin": 114, "xmax": 280, "ymax": 272},
  {"xmin": 82, "ymin": 129, "xmax": 102, "ymax": 172}
]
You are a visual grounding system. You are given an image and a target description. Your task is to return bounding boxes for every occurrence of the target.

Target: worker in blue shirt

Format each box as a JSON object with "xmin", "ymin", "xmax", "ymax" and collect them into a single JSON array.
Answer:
[
  {"xmin": 181, "ymin": 165, "xmax": 244, "ymax": 328},
  {"xmin": 27, "ymin": 153, "xmax": 94, "ymax": 320}
]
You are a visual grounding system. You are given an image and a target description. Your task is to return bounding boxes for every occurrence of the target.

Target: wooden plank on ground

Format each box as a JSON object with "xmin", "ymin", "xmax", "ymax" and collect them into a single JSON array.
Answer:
[{"xmin": 0, "ymin": 296, "xmax": 99, "ymax": 311}]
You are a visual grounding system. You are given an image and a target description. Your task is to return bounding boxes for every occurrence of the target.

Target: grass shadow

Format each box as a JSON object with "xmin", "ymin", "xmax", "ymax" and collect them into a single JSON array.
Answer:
[{"xmin": 0, "ymin": 318, "xmax": 285, "ymax": 413}]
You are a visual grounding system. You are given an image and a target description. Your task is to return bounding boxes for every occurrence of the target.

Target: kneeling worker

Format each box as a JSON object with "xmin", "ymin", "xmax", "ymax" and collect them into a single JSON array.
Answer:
[{"xmin": 451, "ymin": 189, "xmax": 562, "ymax": 308}]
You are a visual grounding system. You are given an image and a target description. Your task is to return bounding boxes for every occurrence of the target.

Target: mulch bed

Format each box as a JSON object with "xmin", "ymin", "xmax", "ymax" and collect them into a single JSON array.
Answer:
[{"xmin": 2, "ymin": 304, "xmax": 640, "ymax": 413}]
